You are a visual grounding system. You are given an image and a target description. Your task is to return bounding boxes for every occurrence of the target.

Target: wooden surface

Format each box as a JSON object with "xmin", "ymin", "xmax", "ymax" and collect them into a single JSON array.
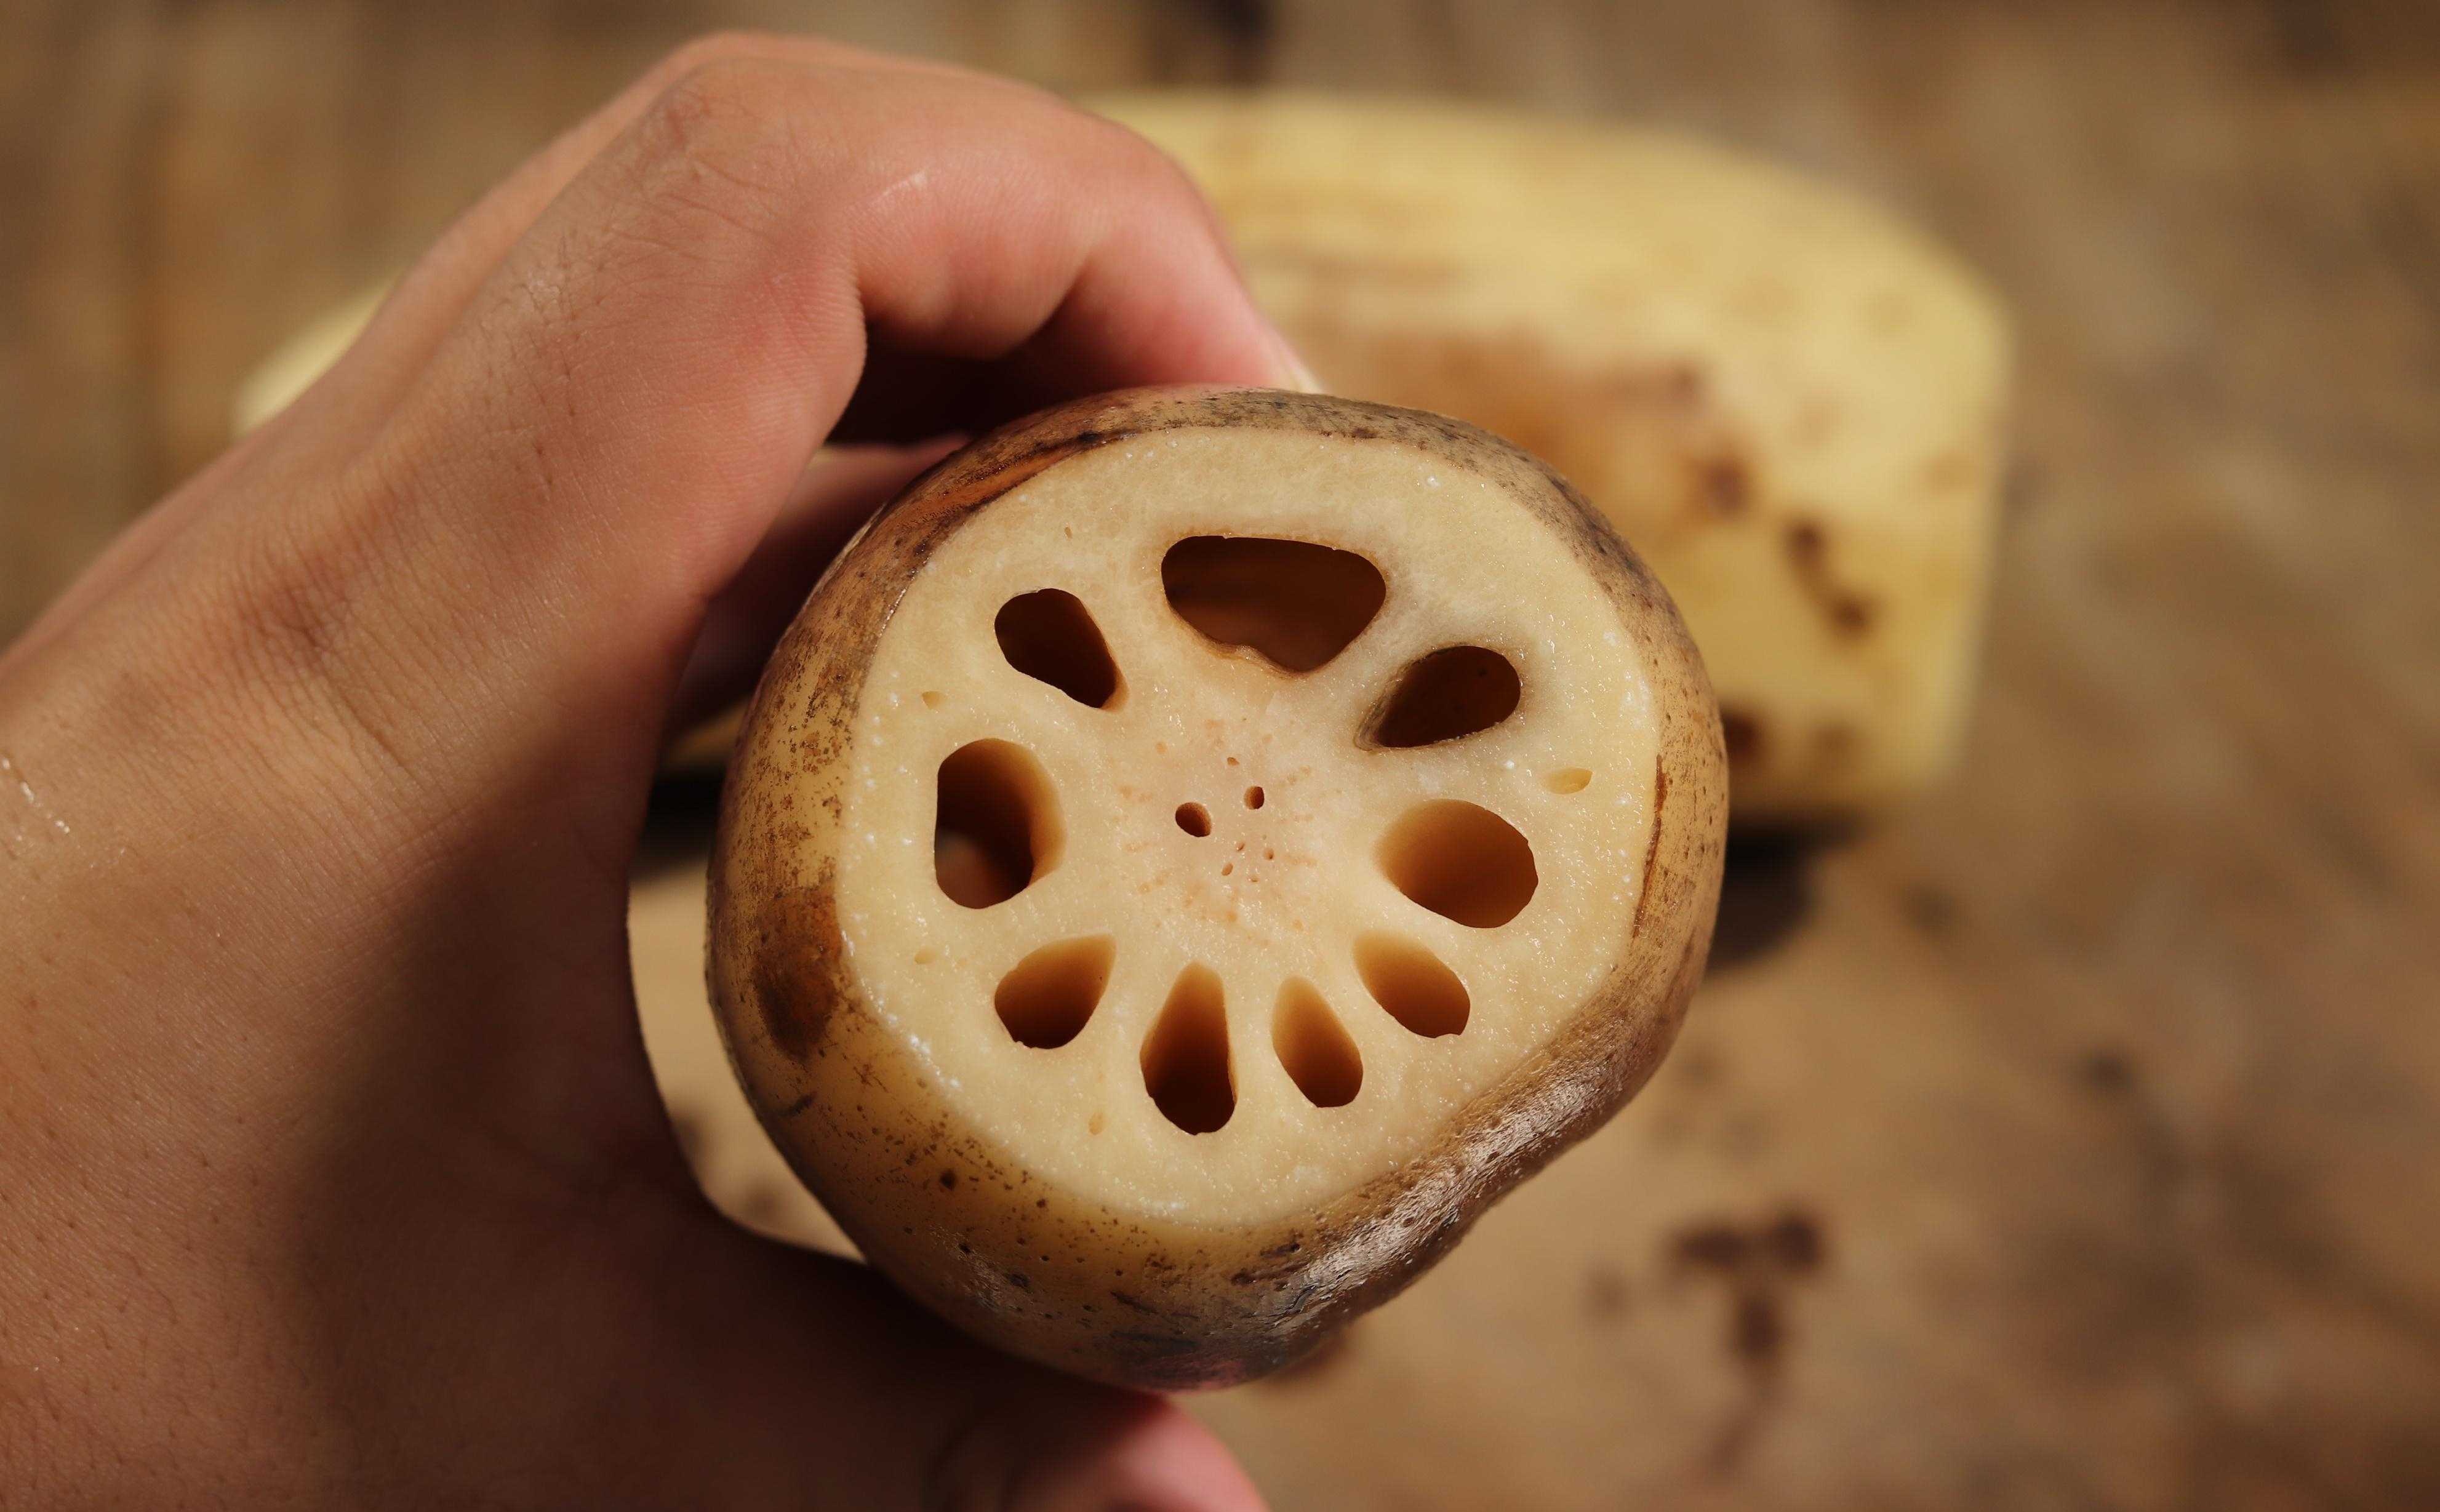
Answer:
[{"xmin": 8, "ymin": 2, "xmax": 2440, "ymax": 1507}]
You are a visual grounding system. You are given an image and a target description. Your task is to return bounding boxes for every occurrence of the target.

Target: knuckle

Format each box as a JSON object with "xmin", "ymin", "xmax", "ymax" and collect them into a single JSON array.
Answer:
[
  {"xmin": 642, "ymin": 54, "xmax": 817, "ymax": 178},
  {"xmin": 1081, "ymin": 113, "xmax": 1210, "ymax": 207}
]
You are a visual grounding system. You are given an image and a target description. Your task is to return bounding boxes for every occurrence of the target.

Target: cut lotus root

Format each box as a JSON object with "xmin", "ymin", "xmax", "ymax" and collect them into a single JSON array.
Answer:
[{"xmin": 709, "ymin": 388, "xmax": 1725, "ymax": 1388}]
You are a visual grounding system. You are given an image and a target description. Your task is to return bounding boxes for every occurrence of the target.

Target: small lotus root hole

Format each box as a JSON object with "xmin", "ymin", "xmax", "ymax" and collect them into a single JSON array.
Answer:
[
  {"xmin": 1175, "ymin": 803, "xmax": 1212, "ymax": 838},
  {"xmin": 1354, "ymin": 933, "xmax": 1470, "ymax": 1038},
  {"xmin": 1378, "ymin": 800, "xmax": 1538, "ymax": 927},
  {"xmin": 1162, "ymin": 537, "xmax": 1386, "ymax": 673},
  {"xmin": 1274, "ymin": 979, "xmax": 1362, "ymax": 1107},
  {"xmin": 1365, "ymin": 646, "xmax": 1521, "ymax": 748},
  {"xmin": 995, "ymin": 589, "xmax": 1122, "ymax": 708},
  {"xmin": 994, "ymin": 935, "xmax": 1115, "ymax": 1049},
  {"xmin": 1143, "ymin": 964, "xmax": 1234, "ymax": 1133},
  {"xmin": 934, "ymin": 740, "xmax": 1060, "ymax": 909},
  {"xmin": 1545, "ymin": 767, "xmax": 1592, "ymax": 794},
  {"xmin": 1244, "ymin": 785, "xmax": 1265, "ymax": 809}
]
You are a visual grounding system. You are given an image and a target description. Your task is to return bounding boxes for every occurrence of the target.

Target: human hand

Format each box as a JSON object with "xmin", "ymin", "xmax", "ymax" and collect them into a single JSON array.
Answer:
[{"xmin": 0, "ymin": 34, "xmax": 1302, "ymax": 1510}]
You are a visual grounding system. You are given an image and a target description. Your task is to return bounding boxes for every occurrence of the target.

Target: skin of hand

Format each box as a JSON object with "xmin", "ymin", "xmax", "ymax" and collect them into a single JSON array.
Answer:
[{"xmin": 0, "ymin": 34, "xmax": 1303, "ymax": 1511}]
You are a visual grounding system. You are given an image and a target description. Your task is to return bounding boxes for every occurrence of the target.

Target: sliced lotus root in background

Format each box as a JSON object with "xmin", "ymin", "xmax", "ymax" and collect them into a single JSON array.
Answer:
[{"xmin": 710, "ymin": 388, "xmax": 1726, "ymax": 1388}]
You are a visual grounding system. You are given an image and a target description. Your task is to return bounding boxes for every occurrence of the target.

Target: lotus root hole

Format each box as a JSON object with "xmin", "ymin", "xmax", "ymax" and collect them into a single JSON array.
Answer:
[
  {"xmin": 1143, "ymin": 964, "xmax": 1234, "ymax": 1133},
  {"xmin": 996, "ymin": 588, "xmax": 1123, "ymax": 708},
  {"xmin": 994, "ymin": 936, "xmax": 1116, "ymax": 1049},
  {"xmin": 934, "ymin": 740, "xmax": 1060, "ymax": 909},
  {"xmin": 1378, "ymin": 799, "xmax": 1538, "ymax": 927},
  {"xmin": 1274, "ymin": 978, "xmax": 1363, "ymax": 1107},
  {"xmin": 1364, "ymin": 646, "xmax": 1521, "ymax": 748},
  {"xmin": 1161, "ymin": 536, "xmax": 1385, "ymax": 673},
  {"xmin": 1353, "ymin": 933, "xmax": 1471, "ymax": 1038}
]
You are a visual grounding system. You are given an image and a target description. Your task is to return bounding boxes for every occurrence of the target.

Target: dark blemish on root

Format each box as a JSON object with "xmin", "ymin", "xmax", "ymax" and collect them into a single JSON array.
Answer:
[
  {"xmin": 1782, "ymin": 518, "xmax": 1879, "ymax": 641},
  {"xmin": 753, "ymin": 886, "xmax": 846, "ymax": 1062},
  {"xmin": 1696, "ymin": 455, "xmax": 1750, "ymax": 517},
  {"xmin": 1632, "ymin": 766, "xmax": 1671, "ymax": 938},
  {"xmin": 1110, "ymin": 1290, "xmax": 1156, "ymax": 1313},
  {"xmin": 755, "ymin": 969, "xmax": 813, "ymax": 1062},
  {"xmin": 939, "ymin": 1170, "xmax": 958, "ymax": 1190}
]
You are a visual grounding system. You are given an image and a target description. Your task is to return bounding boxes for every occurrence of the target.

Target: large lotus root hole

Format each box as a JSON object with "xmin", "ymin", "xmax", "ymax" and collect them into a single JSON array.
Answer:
[
  {"xmin": 1273, "ymin": 978, "xmax": 1362, "ymax": 1107},
  {"xmin": 1353, "ymin": 933, "xmax": 1470, "ymax": 1038},
  {"xmin": 996, "ymin": 589, "xmax": 1121, "ymax": 708},
  {"xmin": 1162, "ymin": 536, "xmax": 1386, "ymax": 673},
  {"xmin": 1377, "ymin": 800, "xmax": 1538, "ymax": 927},
  {"xmin": 995, "ymin": 935, "xmax": 1116, "ymax": 1049},
  {"xmin": 1364, "ymin": 646, "xmax": 1521, "ymax": 748},
  {"xmin": 934, "ymin": 740, "xmax": 1060, "ymax": 909},
  {"xmin": 1143, "ymin": 964, "xmax": 1234, "ymax": 1133}
]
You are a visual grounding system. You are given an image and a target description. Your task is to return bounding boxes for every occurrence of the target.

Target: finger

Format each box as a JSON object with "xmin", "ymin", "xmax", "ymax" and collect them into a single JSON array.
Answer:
[
  {"xmin": 4, "ymin": 40, "xmax": 1030, "ymax": 694},
  {"xmin": 224, "ymin": 53, "xmax": 1302, "ymax": 836},
  {"xmin": 664, "ymin": 438, "xmax": 958, "ymax": 737},
  {"xmin": 261, "ymin": 34, "xmax": 990, "ymax": 444}
]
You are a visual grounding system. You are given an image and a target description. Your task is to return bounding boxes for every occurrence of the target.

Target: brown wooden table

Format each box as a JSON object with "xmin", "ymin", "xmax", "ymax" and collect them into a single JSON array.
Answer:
[{"xmin": 7, "ymin": 2, "xmax": 2439, "ymax": 1506}]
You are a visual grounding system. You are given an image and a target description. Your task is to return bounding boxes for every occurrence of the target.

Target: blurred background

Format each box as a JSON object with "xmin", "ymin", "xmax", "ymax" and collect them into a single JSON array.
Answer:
[{"xmin": 6, "ymin": 2, "xmax": 2440, "ymax": 1508}]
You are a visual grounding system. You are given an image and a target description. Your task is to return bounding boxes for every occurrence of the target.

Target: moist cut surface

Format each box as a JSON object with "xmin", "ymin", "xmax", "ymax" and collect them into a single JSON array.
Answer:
[{"xmin": 828, "ymin": 425, "xmax": 1666, "ymax": 1226}]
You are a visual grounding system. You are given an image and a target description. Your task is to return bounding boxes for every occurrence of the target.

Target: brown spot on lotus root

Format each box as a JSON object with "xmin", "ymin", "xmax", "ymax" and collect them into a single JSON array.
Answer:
[
  {"xmin": 1633, "ymin": 767, "xmax": 1670, "ymax": 938},
  {"xmin": 1695, "ymin": 455, "xmax": 1750, "ymax": 518},
  {"xmin": 1782, "ymin": 518, "xmax": 1878, "ymax": 640},
  {"xmin": 1247, "ymin": 324, "xmax": 1743, "ymax": 547},
  {"xmin": 753, "ymin": 886, "xmax": 844, "ymax": 1060}
]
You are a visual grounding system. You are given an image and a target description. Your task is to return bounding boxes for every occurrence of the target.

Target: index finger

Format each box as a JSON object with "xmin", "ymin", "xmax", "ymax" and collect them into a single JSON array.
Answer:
[{"xmin": 225, "ymin": 51, "xmax": 1304, "ymax": 820}]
